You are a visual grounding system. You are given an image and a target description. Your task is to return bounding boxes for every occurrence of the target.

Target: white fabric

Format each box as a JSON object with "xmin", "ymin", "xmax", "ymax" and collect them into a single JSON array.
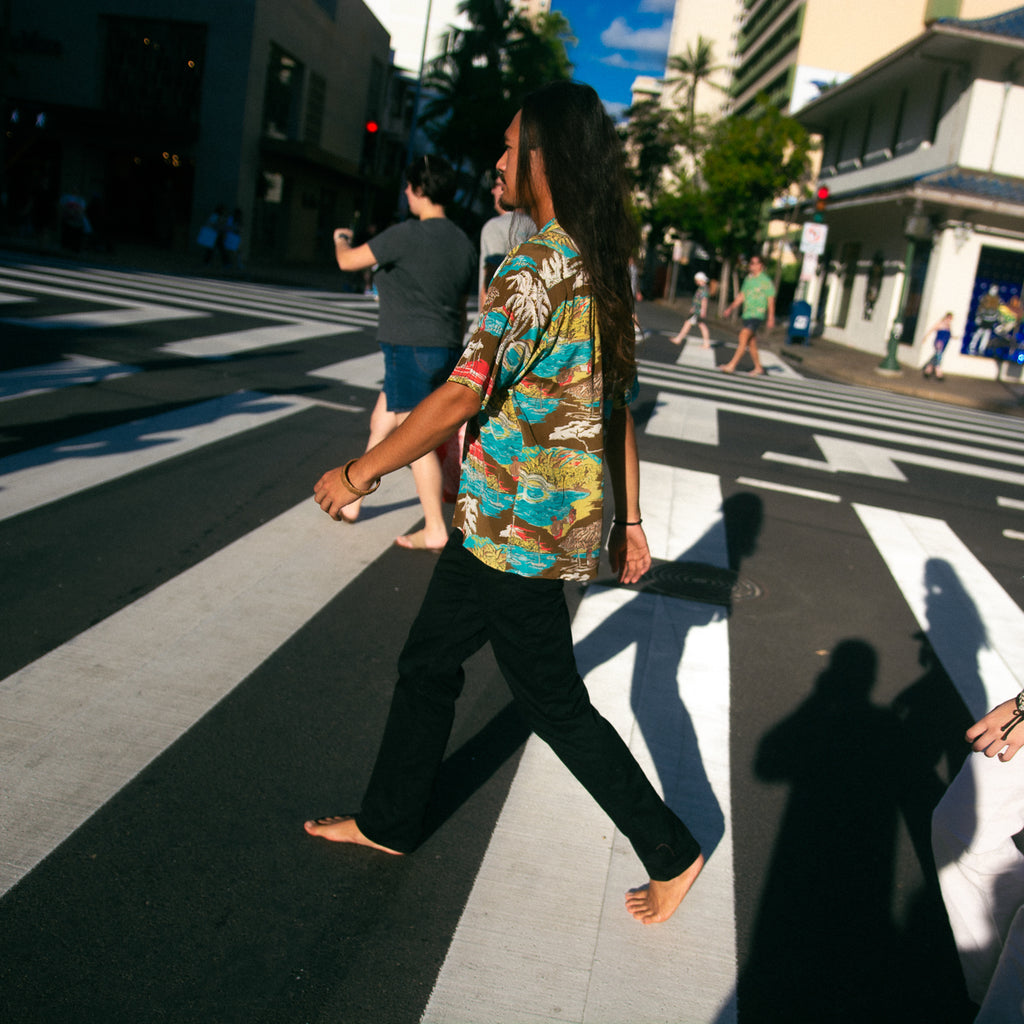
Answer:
[{"xmin": 933, "ymin": 750, "xmax": 1024, "ymax": 1013}]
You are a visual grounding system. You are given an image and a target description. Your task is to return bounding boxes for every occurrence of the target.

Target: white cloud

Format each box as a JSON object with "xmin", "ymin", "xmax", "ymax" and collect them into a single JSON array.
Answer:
[
  {"xmin": 639, "ymin": 0, "xmax": 676, "ymax": 12},
  {"xmin": 600, "ymin": 51, "xmax": 667, "ymax": 73},
  {"xmin": 600, "ymin": 16, "xmax": 672, "ymax": 57}
]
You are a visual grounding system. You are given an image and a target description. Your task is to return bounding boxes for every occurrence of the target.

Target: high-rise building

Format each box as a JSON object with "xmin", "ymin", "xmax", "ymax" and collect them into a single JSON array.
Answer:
[{"xmin": 732, "ymin": 0, "xmax": 1014, "ymax": 115}]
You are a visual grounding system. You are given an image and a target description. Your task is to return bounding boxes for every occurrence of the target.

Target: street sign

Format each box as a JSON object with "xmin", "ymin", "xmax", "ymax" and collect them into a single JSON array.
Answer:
[{"xmin": 800, "ymin": 221, "xmax": 829, "ymax": 255}]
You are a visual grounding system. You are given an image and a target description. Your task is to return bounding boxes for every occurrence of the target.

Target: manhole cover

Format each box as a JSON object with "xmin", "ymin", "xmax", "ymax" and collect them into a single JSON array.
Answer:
[{"xmin": 638, "ymin": 561, "xmax": 763, "ymax": 606}]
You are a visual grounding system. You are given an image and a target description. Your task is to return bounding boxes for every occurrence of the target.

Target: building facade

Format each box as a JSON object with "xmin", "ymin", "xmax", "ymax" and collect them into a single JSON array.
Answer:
[
  {"xmin": 733, "ymin": 0, "xmax": 1012, "ymax": 115},
  {"xmin": 795, "ymin": 6, "xmax": 1024, "ymax": 378},
  {"xmin": 4, "ymin": 0, "xmax": 408, "ymax": 264}
]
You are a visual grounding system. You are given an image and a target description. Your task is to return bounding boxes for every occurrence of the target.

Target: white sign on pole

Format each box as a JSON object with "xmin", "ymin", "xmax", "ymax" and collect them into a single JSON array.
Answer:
[{"xmin": 800, "ymin": 222, "xmax": 829, "ymax": 255}]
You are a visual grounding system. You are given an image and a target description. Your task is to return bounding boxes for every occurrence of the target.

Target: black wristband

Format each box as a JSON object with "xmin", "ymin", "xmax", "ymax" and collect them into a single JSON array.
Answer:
[{"xmin": 614, "ymin": 518, "xmax": 642, "ymax": 526}]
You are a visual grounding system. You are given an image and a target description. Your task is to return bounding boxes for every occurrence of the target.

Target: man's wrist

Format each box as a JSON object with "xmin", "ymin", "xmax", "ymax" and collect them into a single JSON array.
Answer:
[{"xmin": 341, "ymin": 458, "xmax": 380, "ymax": 497}]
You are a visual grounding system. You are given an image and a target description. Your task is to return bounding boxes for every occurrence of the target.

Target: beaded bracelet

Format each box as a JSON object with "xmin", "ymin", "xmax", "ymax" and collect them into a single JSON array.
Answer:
[{"xmin": 341, "ymin": 458, "xmax": 381, "ymax": 497}]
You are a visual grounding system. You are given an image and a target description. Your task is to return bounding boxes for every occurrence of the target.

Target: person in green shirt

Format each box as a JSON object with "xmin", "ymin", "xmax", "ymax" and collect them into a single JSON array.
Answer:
[{"xmin": 720, "ymin": 254, "xmax": 775, "ymax": 375}]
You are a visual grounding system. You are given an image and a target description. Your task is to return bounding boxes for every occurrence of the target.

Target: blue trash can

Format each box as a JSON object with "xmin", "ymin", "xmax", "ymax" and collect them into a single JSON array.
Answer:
[{"xmin": 787, "ymin": 300, "xmax": 812, "ymax": 345}]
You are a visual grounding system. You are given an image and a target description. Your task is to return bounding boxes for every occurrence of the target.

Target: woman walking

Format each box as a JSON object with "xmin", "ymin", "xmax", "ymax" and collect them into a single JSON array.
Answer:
[{"xmin": 332, "ymin": 156, "xmax": 476, "ymax": 549}]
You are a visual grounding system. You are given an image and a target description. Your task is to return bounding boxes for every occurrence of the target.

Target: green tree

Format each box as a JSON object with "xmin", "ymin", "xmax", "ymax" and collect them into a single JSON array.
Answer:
[
  {"xmin": 420, "ymin": 0, "xmax": 573, "ymax": 215},
  {"xmin": 664, "ymin": 36, "xmax": 728, "ymax": 157},
  {"xmin": 699, "ymin": 98, "xmax": 810, "ymax": 257}
]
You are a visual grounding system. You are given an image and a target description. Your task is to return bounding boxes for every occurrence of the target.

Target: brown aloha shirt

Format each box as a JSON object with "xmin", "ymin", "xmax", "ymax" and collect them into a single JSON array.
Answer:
[{"xmin": 449, "ymin": 219, "xmax": 634, "ymax": 582}]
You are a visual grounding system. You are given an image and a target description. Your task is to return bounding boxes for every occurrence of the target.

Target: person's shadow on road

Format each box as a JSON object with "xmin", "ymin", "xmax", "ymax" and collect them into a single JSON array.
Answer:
[{"xmin": 573, "ymin": 491, "xmax": 763, "ymax": 860}]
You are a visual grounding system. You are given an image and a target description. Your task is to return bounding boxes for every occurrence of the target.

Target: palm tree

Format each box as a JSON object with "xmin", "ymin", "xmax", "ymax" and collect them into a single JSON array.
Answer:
[
  {"xmin": 665, "ymin": 36, "xmax": 728, "ymax": 155},
  {"xmin": 420, "ymin": 0, "xmax": 572, "ymax": 215}
]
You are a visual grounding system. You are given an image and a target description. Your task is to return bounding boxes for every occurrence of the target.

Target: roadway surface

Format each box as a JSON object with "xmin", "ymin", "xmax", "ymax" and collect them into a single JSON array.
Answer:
[{"xmin": 2, "ymin": 252, "xmax": 1021, "ymax": 1023}]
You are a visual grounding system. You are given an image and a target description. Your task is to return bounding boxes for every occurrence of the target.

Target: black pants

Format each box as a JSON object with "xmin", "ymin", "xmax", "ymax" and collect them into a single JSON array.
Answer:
[{"xmin": 356, "ymin": 532, "xmax": 700, "ymax": 881}]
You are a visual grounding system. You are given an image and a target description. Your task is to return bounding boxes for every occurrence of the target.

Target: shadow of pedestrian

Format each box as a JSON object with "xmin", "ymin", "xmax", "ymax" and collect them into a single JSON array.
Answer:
[
  {"xmin": 739, "ymin": 640, "xmax": 912, "ymax": 1021},
  {"xmin": 573, "ymin": 491, "xmax": 762, "ymax": 861}
]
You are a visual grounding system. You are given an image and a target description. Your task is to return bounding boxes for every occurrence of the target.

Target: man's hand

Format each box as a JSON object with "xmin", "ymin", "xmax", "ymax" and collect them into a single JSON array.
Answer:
[
  {"xmin": 608, "ymin": 523, "xmax": 651, "ymax": 585},
  {"xmin": 313, "ymin": 466, "xmax": 360, "ymax": 520},
  {"xmin": 966, "ymin": 695, "xmax": 1024, "ymax": 762}
]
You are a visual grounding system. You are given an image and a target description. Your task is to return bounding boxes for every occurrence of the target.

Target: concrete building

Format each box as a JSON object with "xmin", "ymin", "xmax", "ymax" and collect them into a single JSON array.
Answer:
[
  {"xmin": 663, "ymin": 0, "xmax": 743, "ymax": 120},
  {"xmin": 4, "ymin": 0, "xmax": 408, "ymax": 265},
  {"xmin": 733, "ymin": 0, "xmax": 1013, "ymax": 115},
  {"xmin": 794, "ymin": 5, "xmax": 1024, "ymax": 378}
]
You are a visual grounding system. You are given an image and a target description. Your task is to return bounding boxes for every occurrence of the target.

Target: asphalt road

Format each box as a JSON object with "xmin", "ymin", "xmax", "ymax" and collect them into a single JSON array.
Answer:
[{"xmin": 2, "ymin": 252, "xmax": 1021, "ymax": 1023}]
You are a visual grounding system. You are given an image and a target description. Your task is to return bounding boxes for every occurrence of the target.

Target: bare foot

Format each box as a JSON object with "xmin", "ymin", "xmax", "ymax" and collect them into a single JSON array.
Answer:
[
  {"xmin": 718, "ymin": 365, "xmax": 735, "ymax": 374},
  {"xmin": 670, "ymin": 335, "xmax": 683, "ymax": 345},
  {"xmin": 303, "ymin": 815, "xmax": 403, "ymax": 855},
  {"xmin": 395, "ymin": 529, "xmax": 446, "ymax": 551},
  {"xmin": 747, "ymin": 368, "xmax": 765, "ymax": 376},
  {"xmin": 625, "ymin": 852, "xmax": 705, "ymax": 924}
]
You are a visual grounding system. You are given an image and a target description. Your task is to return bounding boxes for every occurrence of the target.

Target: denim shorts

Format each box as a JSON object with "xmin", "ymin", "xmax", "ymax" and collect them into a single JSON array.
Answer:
[
  {"xmin": 380, "ymin": 343, "xmax": 461, "ymax": 413},
  {"xmin": 742, "ymin": 317, "xmax": 766, "ymax": 334}
]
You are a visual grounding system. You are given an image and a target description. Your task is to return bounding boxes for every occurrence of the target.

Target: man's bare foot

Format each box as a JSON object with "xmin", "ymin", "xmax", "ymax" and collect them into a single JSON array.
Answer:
[
  {"xmin": 625, "ymin": 852, "xmax": 705, "ymax": 924},
  {"xmin": 303, "ymin": 815, "xmax": 403, "ymax": 855}
]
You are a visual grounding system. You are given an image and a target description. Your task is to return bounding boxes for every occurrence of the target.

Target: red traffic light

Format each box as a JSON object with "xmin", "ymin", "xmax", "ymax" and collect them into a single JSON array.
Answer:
[
  {"xmin": 365, "ymin": 120, "xmax": 379, "ymax": 134},
  {"xmin": 815, "ymin": 185, "xmax": 829, "ymax": 201}
]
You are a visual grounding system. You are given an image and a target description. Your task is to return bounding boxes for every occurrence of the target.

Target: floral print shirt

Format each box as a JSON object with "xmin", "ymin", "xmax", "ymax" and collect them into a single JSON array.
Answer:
[{"xmin": 449, "ymin": 219, "xmax": 629, "ymax": 581}]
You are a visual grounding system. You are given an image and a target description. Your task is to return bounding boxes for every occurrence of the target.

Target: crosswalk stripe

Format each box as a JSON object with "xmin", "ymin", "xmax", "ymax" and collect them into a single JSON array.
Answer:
[
  {"xmin": 0, "ymin": 355, "xmax": 139, "ymax": 402},
  {"xmin": 0, "ymin": 264, "xmax": 375, "ymax": 331},
  {"xmin": 639, "ymin": 368, "xmax": 1024, "ymax": 470},
  {"xmin": 159, "ymin": 320, "xmax": 357, "ymax": 358},
  {"xmin": 639, "ymin": 360, "xmax": 1024, "ymax": 451},
  {"xmin": 853, "ymin": 505, "xmax": 1024, "ymax": 719},
  {"xmin": 6, "ymin": 302, "xmax": 207, "ymax": 330},
  {"xmin": 0, "ymin": 480, "xmax": 422, "ymax": 896},
  {"xmin": 424, "ymin": 465, "xmax": 736, "ymax": 1024},
  {"xmin": 310, "ymin": 352, "xmax": 385, "ymax": 390},
  {"xmin": 0, "ymin": 391, "xmax": 311, "ymax": 522}
]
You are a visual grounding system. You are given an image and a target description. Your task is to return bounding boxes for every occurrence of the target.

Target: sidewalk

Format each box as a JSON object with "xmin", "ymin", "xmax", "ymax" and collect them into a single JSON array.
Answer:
[{"xmin": 655, "ymin": 297, "xmax": 1024, "ymax": 420}]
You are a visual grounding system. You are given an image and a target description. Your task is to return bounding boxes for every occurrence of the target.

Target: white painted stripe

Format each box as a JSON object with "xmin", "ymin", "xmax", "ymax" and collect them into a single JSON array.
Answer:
[
  {"xmin": 645, "ymin": 393, "xmax": 720, "ymax": 445},
  {"xmin": 0, "ymin": 265, "xmax": 375, "ymax": 330},
  {"xmin": 735, "ymin": 476, "xmax": 842, "ymax": 502},
  {"xmin": 0, "ymin": 391, "xmax": 309, "ymax": 522},
  {"xmin": 159, "ymin": 320, "xmax": 356, "ymax": 358},
  {"xmin": 1003, "ymin": 529, "xmax": 1024, "ymax": 541},
  {"xmin": 675, "ymin": 342, "xmax": 717, "ymax": 369},
  {"xmin": 6, "ymin": 302, "xmax": 205, "ymax": 329},
  {"xmin": 0, "ymin": 355, "xmax": 139, "ymax": 402},
  {"xmin": 424, "ymin": 465, "xmax": 736, "ymax": 1024},
  {"xmin": 998, "ymin": 496, "xmax": 1024, "ymax": 511},
  {"xmin": 0, "ymin": 482, "xmax": 422, "ymax": 895},
  {"xmin": 636, "ymin": 362, "xmax": 1024, "ymax": 456},
  {"xmin": 853, "ymin": 505, "xmax": 1024, "ymax": 718},
  {"xmin": 310, "ymin": 352, "xmax": 385, "ymax": 391},
  {"xmin": 0, "ymin": 291, "xmax": 34, "ymax": 304},
  {"xmin": 766, "ymin": 435, "xmax": 1024, "ymax": 486}
]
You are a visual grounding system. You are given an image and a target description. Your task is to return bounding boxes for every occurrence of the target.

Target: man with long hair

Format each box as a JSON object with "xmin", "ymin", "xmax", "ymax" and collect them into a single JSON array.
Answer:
[{"xmin": 307, "ymin": 81, "xmax": 704, "ymax": 925}]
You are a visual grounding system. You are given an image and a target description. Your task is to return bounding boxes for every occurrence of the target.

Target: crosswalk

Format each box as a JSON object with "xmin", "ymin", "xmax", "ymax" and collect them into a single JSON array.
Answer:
[{"xmin": 3, "ymin": 258, "xmax": 1024, "ymax": 1021}]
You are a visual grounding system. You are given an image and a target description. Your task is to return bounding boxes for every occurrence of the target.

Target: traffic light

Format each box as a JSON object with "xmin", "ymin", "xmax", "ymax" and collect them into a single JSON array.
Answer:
[
  {"xmin": 362, "ymin": 119, "xmax": 380, "ymax": 171},
  {"xmin": 813, "ymin": 185, "xmax": 829, "ymax": 223}
]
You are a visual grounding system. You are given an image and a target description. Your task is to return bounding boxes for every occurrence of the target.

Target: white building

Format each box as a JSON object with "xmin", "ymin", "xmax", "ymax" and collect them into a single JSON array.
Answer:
[{"xmin": 795, "ymin": 5, "xmax": 1024, "ymax": 378}]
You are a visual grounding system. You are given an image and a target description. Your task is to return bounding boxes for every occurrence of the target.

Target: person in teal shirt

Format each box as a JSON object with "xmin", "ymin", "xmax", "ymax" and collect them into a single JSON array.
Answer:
[{"xmin": 720, "ymin": 254, "xmax": 775, "ymax": 375}]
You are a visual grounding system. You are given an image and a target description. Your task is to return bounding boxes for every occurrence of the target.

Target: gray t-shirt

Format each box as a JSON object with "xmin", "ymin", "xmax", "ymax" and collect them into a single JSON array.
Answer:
[
  {"xmin": 369, "ymin": 218, "xmax": 476, "ymax": 348},
  {"xmin": 479, "ymin": 211, "xmax": 536, "ymax": 298}
]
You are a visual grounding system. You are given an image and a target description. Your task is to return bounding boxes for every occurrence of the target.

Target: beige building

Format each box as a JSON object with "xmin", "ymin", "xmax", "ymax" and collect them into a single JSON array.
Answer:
[
  {"xmin": 664, "ymin": 0, "xmax": 743, "ymax": 119},
  {"xmin": 733, "ymin": 0, "xmax": 1014, "ymax": 115},
  {"xmin": 795, "ymin": 6, "xmax": 1024, "ymax": 378}
]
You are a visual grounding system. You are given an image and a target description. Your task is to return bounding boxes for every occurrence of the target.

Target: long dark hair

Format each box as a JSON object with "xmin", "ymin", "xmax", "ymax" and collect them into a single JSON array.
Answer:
[{"xmin": 517, "ymin": 81, "xmax": 638, "ymax": 396}]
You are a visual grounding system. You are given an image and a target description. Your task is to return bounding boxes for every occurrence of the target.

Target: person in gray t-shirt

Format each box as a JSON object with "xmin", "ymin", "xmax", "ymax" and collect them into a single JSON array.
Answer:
[
  {"xmin": 478, "ymin": 180, "xmax": 535, "ymax": 309},
  {"xmin": 332, "ymin": 156, "xmax": 476, "ymax": 550}
]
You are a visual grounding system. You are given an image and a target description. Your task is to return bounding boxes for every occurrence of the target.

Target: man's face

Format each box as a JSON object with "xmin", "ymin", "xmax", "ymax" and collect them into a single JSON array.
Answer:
[
  {"xmin": 748, "ymin": 258, "xmax": 763, "ymax": 275},
  {"xmin": 496, "ymin": 111, "xmax": 521, "ymax": 212}
]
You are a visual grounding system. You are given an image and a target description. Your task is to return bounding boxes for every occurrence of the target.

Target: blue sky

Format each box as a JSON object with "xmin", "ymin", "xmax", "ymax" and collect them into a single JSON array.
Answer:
[
  {"xmin": 365, "ymin": 0, "xmax": 673, "ymax": 118},
  {"xmin": 555, "ymin": 0, "xmax": 674, "ymax": 117}
]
